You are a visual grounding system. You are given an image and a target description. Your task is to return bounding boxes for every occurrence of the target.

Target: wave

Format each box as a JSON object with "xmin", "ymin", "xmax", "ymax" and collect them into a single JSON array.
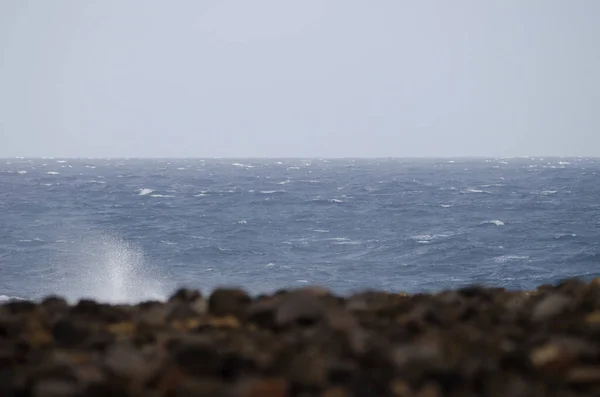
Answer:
[
  {"xmin": 149, "ymin": 194, "xmax": 174, "ymax": 198},
  {"xmin": 0, "ymin": 295, "xmax": 25, "ymax": 302},
  {"xmin": 439, "ymin": 204, "xmax": 453, "ymax": 208},
  {"xmin": 138, "ymin": 188, "xmax": 154, "ymax": 196},
  {"xmin": 461, "ymin": 188, "xmax": 491, "ymax": 194},
  {"xmin": 493, "ymin": 255, "xmax": 529, "ymax": 264},
  {"xmin": 259, "ymin": 190, "xmax": 285, "ymax": 194},
  {"xmin": 17, "ymin": 170, "xmax": 28, "ymax": 174},
  {"xmin": 46, "ymin": 171, "xmax": 60, "ymax": 175},
  {"xmin": 481, "ymin": 220, "xmax": 505, "ymax": 226}
]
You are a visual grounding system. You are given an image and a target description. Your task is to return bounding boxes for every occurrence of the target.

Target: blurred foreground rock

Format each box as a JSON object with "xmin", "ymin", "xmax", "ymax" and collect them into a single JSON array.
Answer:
[{"xmin": 3, "ymin": 278, "xmax": 600, "ymax": 396}]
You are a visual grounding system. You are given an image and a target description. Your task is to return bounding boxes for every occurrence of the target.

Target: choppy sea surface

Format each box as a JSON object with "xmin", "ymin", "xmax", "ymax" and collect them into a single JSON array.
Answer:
[{"xmin": 1, "ymin": 158, "xmax": 599, "ymax": 303}]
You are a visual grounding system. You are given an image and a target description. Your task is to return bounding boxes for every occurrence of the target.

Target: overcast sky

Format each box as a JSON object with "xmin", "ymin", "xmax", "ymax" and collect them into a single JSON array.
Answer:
[{"xmin": 1, "ymin": 1, "xmax": 599, "ymax": 158}]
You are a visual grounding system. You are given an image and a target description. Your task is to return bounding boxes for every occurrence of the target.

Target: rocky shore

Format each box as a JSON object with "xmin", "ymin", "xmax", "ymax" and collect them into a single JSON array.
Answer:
[{"xmin": 2, "ymin": 279, "xmax": 600, "ymax": 396}]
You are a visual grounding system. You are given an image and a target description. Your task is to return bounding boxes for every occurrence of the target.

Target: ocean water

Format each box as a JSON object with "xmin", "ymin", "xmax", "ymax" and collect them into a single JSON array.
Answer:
[{"xmin": 1, "ymin": 158, "xmax": 599, "ymax": 303}]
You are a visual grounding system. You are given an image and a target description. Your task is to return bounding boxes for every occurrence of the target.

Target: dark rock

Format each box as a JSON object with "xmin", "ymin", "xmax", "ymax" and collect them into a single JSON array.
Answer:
[
  {"xmin": 209, "ymin": 288, "xmax": 251, "ymax": 318},
  {"xmin": 275, "ymin": 291, "xmax": 325, "ymax": 328},
  {"xmin": 531, "ymin": 293, "xmax": 572, "ymax": 322},
  {"xmin": 51, "ymin": 320, "xmax": 90, "ymax": 348}
]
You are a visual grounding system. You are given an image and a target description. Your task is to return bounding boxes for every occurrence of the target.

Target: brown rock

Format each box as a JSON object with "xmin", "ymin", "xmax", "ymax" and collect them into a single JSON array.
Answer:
[
  {"xmin": 275, "ymin": 292, "xmax": 325, "ymax": 328},
  {"xmin": 169, "ymin": 288, "xmax": 207, "ymax": 316},
  {"xmin": 234, "ymin": 377, "xmax": 288, "ymax": 397},
  {"xmin": 288, "ymin": 352, "xmax": 327, "ymax": 388},
  {"xmin": 531, "ymin": 293, "xmax": 572, "ymax": 322},
  {"xmin": 567, "ymin": 366, "xmax": 600, "ymax": 383},
  {"xmin": 33, "ymin": 380, "xmax": 77, "ymax": 397},
  {"xmin": 322, "ymin": 386, "xmax": 350, "ymax": 397},
  {"xmin": 51, "ymin": 319, "xmax": 90, "ymax": 348},
  {"xmin": 209, "ymin": 288, "xmax": 251, "ymax": 318}
]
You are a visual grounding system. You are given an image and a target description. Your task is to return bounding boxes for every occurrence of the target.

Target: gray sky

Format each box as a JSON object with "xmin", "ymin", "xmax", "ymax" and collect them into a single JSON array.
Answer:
[{"xmin": 1, "ymin": 1, "xmax": 599, "ymax": 158}]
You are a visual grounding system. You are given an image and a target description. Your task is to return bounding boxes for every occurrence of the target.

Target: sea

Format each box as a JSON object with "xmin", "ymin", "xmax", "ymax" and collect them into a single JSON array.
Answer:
[{"xmin": 1, "ymin": 158, "xmax": 599, "ymax": 304}]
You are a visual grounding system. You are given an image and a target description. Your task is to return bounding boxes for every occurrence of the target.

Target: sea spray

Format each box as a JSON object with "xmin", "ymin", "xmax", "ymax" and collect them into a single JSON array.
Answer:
[{"xmin": 50, "ymin": 233, "xmax": 167, "ymax": 304}]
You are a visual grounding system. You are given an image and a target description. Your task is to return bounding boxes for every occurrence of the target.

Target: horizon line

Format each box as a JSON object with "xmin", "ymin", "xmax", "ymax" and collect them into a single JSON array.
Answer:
[{"xmin": 2, "ymin": 155, "xmax": 598, "ymax": 160}]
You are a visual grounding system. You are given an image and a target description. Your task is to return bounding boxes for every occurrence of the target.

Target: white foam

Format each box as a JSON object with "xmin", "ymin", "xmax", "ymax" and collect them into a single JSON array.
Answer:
[
  {"xmin": 493, "ymin": 255, "xmax": 529, "ymax": 263},
  {"xmin": 138, "ymin": 188, "xmax": 154, "ymax": 196},
  {"xmin": 232, "ymin": 162, "xmax": 254, "ymax": 168},
  {"xmin": 17, "ymin": 170, "xmax": 27, "ymax": 174},
  {"xmin": 481, "ymin": 220, "xmax": 505, "ymax": 226},
  {"xmin": 149, "ymin": 194, "xmax": 174, "ymax": 198},
  {"xmin": 329, "ymin": 199, "xmax": 344, "ymax": 203},
  {"xmin": 440, "ymin": 204, "xmax": 453, "ymax": 208},
  {"xmin": 236, "ymin": 220, "xmax": 248, "ymax": 224},
  {"xmin": 0, "ymin": 295, "xmax": 25, "ymax": 302},
  {"xmin": 314, "ymin": 229, "xmax": 329, "ymax": 233},
  {"xmin": 462, "ymin": 188, "xmax": 491, "ymax": 194},
  {"xmin": 46, "ymin": 171, "xmax": 59, "ymax": 175},
  {"xmin": 540, "ymin": 190, "xmax": 558, "ymax": 195},
  {"xmin": 259, "ymin": 190, "xmax": 284, "ymax": 194}
]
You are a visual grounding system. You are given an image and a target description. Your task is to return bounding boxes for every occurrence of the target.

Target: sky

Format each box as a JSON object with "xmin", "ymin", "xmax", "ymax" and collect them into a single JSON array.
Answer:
[{"xmin": 0, "ymin": 1, "xmax": 599, "ymax": 158}]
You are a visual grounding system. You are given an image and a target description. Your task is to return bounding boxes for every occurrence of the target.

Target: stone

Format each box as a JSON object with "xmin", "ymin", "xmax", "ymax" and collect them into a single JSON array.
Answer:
[
  {"xmin": 531, "ymin": 293, "xmax": 572, "ymax": 322},
  {"xmin": 169, "ymin": 288, "xmax": 207, "ymax": 315},
  {"xmin": 32, "ymin": 380, "xmax": 77, "ymax": 397},
  {"xmin": 567, "ymin": 366, "xmax": 600, "ymax": 384},
  {"xmin": 275, "ymin": 292, "xmax": 325, "ymax": 328},
  {"xmin": 234, "ymin": 377, "xmax": 288, "ymax": 397},
  {"xmin": 209, "ymin": 288, "xmax": 251, "ymax": 318},
  {"xmin": 51, "ymin": 319, "xmax": 90, "ymax": 348}
]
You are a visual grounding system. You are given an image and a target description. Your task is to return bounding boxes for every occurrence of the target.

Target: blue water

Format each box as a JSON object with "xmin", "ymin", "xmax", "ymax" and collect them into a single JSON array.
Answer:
[{"xmin": 1, "ymin": 158, "xmax": 599, "ymax": 303}]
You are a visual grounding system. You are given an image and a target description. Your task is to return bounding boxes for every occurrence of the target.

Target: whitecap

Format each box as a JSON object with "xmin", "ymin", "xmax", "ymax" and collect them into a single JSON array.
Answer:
[
  {"xmin": 416, "ymin": 240, "xmax": 431, "ymax": 244},
  {"xmin": 17, "ymin": 170, "xmax": 27, "ymax": 174},
  {"xmin": 558, "ymin": 161, "xmax": 571, "ymax": 165},
  {"xmin": 314, "ymin": 229, "xmax": 329, "ymax": 233},
  {"xmin": 329, "ymin": 199, "xmax": 344, "ymax": 203},
  {"xmin": 57, "ymin": 160, "xmax": 68, "ymax": 163},
  {"xmin": 160, "ymin": 240, "xmax": 177, "ymax": 245},
  {"xmin": 236, "ymin": 220, "xmax": 248, "ymax": 224},
  {"xmin": 85, "ymin": 165, "xmax": 96, "ymax": 169},
  {"xmin": 439, "ymin": 204, "xmax": 453, "ymax": 208},
  {"xmin": 493, "ymin": 255, "xmax": 529, "ymax": 263},
  {"xmin": 149, "ymin": 194, "xmax": 174, "ymax": 198},
  {"xmin": 265, "ymin": 263, "xmax": 276, "ymax": 267},
  {"xmin": 138, "ymin": 188, "xmax": 154, "ymax": 196},
  {"xmin": 411, "ymin": 234, "xmax": 435, "ymax": 241},
  {"xmin": 0, "ymin": 295, "xmax": 25, "ymax": 302},
  {"xmin": 232, "ymin": 162, "xmax": 254, "ymax": 168},
  {"xmin": 194, "ymin": 193, "xmax": 207, "ymax": 197},
  {"xmin": 481, "ymin": 220, "xmax": 505, "ymax": 226},
  {"xmin": 325, "ymin": 237, "xmax": 351, "ymax": 242},
  {"xmin": 462, "ymin": 188, "xmax": 491, "ymax": 194},
  {"xmin": 277, "ymin": 179, "xmax": 291, "ymax": 185},
  {"xmin": 259, "ymin": 190, "xmax": 284, "ymax": 194},
  {"xmin": 46, "ymin": 171, "xmax": 59, "ymax": 175},
  {"xmin": 540, "ymin": 190, "xmax": 557, "ymax": 195}
]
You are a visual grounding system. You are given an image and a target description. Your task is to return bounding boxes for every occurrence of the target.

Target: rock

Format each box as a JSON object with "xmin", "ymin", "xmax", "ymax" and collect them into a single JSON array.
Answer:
[
  {"xmin": 173, "ymin": 342, "xmax": 223, "ymax": 377},
  {"xmin": 234, "ymin": 377, "xmax": 288, "ymax": 397},
  {"xmin": 169, "ymin": 288, "xmax": 207, "ymax": 315},
  {"xmin": 51, "ymin": 319, "xmax": 90, "ymax": 348},
  {"xmin": 32, "ymin": 380, "xmax": 77, "ymax": 397},
  {"xmin": 567, "ymin": 366, "xmax": 600, "ymax": 384},
  {"xmin": 275, "ymin": 292, "xmax": 325, "ymax": 328},
  {"xmin": 531, "ymin": 293, "xmax": 572, "ymax": 322},
  {"xmin": 529, "ymin": 338, "xmax": 596, "ymax": 370},
  {"xmin": 209, "ymin": 288, "xmax": 251, "ymax": 318},
  {"xmin": 288, "ymin": 352, "xmax": 327, "ymax": 389}
]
